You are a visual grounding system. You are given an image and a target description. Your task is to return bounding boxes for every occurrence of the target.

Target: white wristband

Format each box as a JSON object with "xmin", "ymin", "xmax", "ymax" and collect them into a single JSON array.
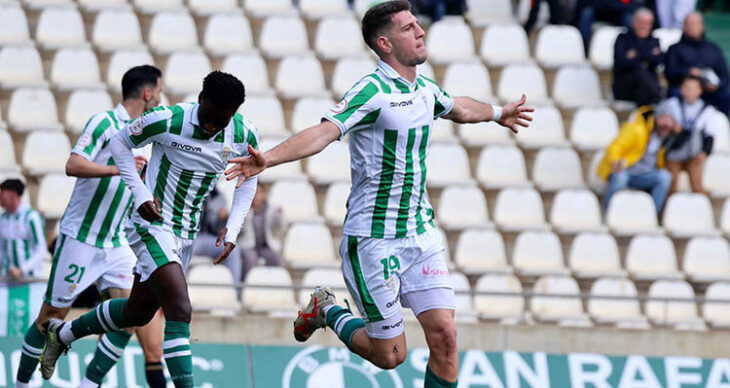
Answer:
[{"xmin": 492, "ymin": 105, "xmax": 503, "ymax": 122}]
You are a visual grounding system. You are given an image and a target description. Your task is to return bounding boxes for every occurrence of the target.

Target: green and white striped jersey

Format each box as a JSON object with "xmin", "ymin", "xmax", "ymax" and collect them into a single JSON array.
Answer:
[
  {"xmin": 60, "ymin": 104, "xmax": 135, "ymax": 248},
  {"xmin": 0, "ymin": 203, "xmax": 46, "ymax": 277},
  {"xmin": 117, "ymin": 102, "xmax": 260, "ymax": 240},
  {"xmin": 323, "ymin": 60, "xmax": 455, "ymax": 239}
]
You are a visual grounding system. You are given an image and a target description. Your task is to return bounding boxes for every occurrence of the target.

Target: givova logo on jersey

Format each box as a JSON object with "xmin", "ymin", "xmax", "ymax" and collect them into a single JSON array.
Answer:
[{"xmin": 283, "ymin": 346, "xmax": 403, "ymax": 388}]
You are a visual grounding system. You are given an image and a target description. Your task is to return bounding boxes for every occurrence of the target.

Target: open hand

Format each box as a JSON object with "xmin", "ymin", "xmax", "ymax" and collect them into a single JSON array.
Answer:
[
  {"xmin": 225, "ymin": 145, "xmax": 267, "ymax": 188},
  {"xmin": 138, "ymin": 197, "xmax": 162, "ymax": 223},
  {"xmin": 498, "ymin": 94, "xmax": 534, "ymax": 134},
  {"xmin": 213, "ymin": 227, "xmax": 235, "ymax": 264}
]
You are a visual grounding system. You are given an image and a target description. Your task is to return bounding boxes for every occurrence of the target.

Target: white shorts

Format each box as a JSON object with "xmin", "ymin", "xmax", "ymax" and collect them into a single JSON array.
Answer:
[
  {"xmin": 45, "ymin": 234, "xmax": 136, "ymax": 308},
  {"xmin": 339, "ymin": 228, "xmax": 455, "ymax": 339},
  {"xmin": 127, "ymin": 223, "xmax": 193, "ymax": 282}
]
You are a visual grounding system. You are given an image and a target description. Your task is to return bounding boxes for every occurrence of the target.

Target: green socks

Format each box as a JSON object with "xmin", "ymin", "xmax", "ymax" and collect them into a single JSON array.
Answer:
[
  {"xmin": 16, "ymin": 323, "xmax": 44, "ymax": 383},
  {"xmin": 163, "ymin": 321, "xmax": 193, "ymax": 388},
  {"xmin": 325, "ymin": 305, "xmax": 365, "ymax": 350},
  {"xmin": 85, "ymin": 331, "xmax": 132, "ymax": 384},
  {"xmin": 69, "ymin": 299, "xmax": 131, "ymax": 341},
  {"xmin": 425, "ymin": 365, "xmax": 457, "ymax": 388}
]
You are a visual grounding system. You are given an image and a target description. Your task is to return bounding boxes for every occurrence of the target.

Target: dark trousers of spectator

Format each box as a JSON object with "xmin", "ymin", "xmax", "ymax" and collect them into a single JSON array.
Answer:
[
  {"xmin": 576, "ymin": 6, "xmax": 632, "ymax": 51},
  {"xmin": 524, "ymin": 0, "xmax": 568, "ymax": 33},
  {"xmin": 668, "ymin": 86, "xmax": 730, "ymax": 115},
  {"xmin": 603, "ymin": 170, "xmax": 672, "ymax": 214},
  {"xmin": 241, "ymin": 246, "xmax": 285, "ymax": 281},
  {"xmin": 613, "ymin": 68, "xmax": 662, "ymax": 105},
  {"xmin": 414, "ymin": 0, "xmax": 467, "ymax": 22}
]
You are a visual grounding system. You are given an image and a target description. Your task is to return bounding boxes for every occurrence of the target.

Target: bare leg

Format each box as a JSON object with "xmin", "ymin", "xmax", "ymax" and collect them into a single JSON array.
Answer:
[{"xmin": 417, "ymin": 309, "xmax": 458, "ymax": 382}]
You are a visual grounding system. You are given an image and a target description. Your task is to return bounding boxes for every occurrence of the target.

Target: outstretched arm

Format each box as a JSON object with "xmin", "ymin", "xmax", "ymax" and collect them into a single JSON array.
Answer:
[
  {"xmin": 213, "ymin": 176, "xmax": 258, "ymax": 264},
  {"xmin": 444, "ymin": 94, "xmax": 534, "ymax": 133},
  {"xmin": 66, "ymin": 153, "xmax": 147, "ymax": 178}
]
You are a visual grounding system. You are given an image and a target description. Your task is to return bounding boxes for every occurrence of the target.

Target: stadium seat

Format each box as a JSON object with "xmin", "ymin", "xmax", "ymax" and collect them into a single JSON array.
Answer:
[
  {"xmin": 354, "ymin": 0, "xmax": 380, "ymax": 19},
  {"xmin": 0, "ymin": 110, "xmax": 6, "ymax": 131},
  {"xmin": 8, "ymin": 88, "xmax": 64, "ymax": 132},
  {"xmin": 22, "ymin": 131, "xmax": 70, "ymax": 175},
  {"xmin": 552, "ymin": 65, "xmax": 604, "ymax": 108},
  {"xmin": 494, "ymin": 187, "xmax": 549, "ymax": 231},
  {"xmin": 459, "ymin": 121, "xmax": 514, "ymax": 146},
  {"xmin": 222, "ymin": 54, "xmax": 272, "ymax": 95},
  {"xmin": 331, "ymin": 57, "xmax": 377, "ymax": 99},
  {"xmin": 238, "ymin": 96, "xmax": 288, "ymax": 137},
  {"xmin": 92, "ymin": 9, "xmax": 142, "ymax": 52},
  {"xmin": 653, "ymin": 28, "xmax": 682, "ymax": 51},
  {"xmin": 535, "ymin": 25, "xmax": 585, "ymax": 67},
  {"xmin": 588, "ymin": 278, "xmax": 647, "ymax": 328},
  {"xmin": 425, "ymin": 143, "xmax": 473, "ymax": 187},
  {"xmin": 662, "ymin": 193, "xmax": 718, "ymax": 237},
  {"xmin": 475, "ymin": 145, "xmax": 529, "ymax": 188},
  {"xmin": 475, "ymin": 274, "xmax": 524, "ymax": 322},
  {"xmin": 703, "ymin": 282, "xmax": 730, "ymax": 328},
  {"xmin": 188, "ymin": 264, "xmax": 239, "ymax": 312},
  {"xmin": 78, "ymin": 0, "xmax": 129, "ymax": 11},
  {"xmin": 316, "ymin": 16, "xmax": 368, "ymax": 59},
  {"xmin": 703, "ymin": 153, "xmax": 730, "ymax": 197},
  {"xmin": 243, "ymin": 0, "xmax": 294, "ymax": 17},
  {"xmin": 268, "ymin": 180, "xmax": 321, "ymax": 222},
  {"xmin": 437, "ymin": 185, "xmax": 492, "ymax": 230},
  {"xmin": 242, "ymin": 267, "xmax": 297, "ymax": 314},
  {"xmin": 531, "ymin": 276, "xmax": 590, "ymax": 325},
  {"xmin": 588, "ymin": 151, "xmax": 607, "ymax": 193},
  {"xmin": 480, "ymin": 23, "xmax": 530, "ymax": 66},
  {"xmin": 36, "ymin": 7, "xmax": 86, "ymax": 49},
  {"xmin": 106, "ymin": 50, "xmax": 155, "ymax": 93},
  {"xmin": 50, "ymin": 48, "xmax": 104, "ymax": 91},
  {"xmin": 299, "ymin": 269, "xmax": 347, "ymax": 306},
  {"xmin": 23, "ymin": 0, "xmax": 75, "ymax": 9},
  {"xmin": 189, "ymin": 0, "xmax": 238, "ymax": 15},
  {"xmin": 625, "ymin": 235, "xmax": 683, "ymax": 280},
  {"xmin": 418, "ymin": 62, "xmax": 435, "ymax": 80},
  {"xmin": 532, "ymin": 147, "xmax": 584, "ymax": 191},
  {"xmin": 291, "ymin": 97, "xmax": 336, "ymax": 133},
  {"xmin": 259, "ymin": 16, "xmax": 309, "ymax": 58},
  {"xmin": 0, "ymin": 131, "xmax": 19, "ymax": 172},
  {"xmin": 148, "ymin": 12, "xmax": 198, "ymax": 54},
  {"xmin": 589, "ymin": 26, "xmax": 625, "ymax": 70},
  {"xmin": 442, "ymin": 61, "xmax": 495, "ymax": 103},
  {"xmin": 683, "ymin": 237, "xmax": 730, "ymax": 282},
  {"xmin": 282, "ymin": 222, "xmax": 337, "ymax": 268},
  {"xmin": 65, "ymin": 90, "xmax": 113, "ymax": 134},
  {"xmin": 0, "ymin": 46, "xmax": 46, "ymax": 89},
  {"xmin": 431, "ymin": 118, "xmax": 458, "ymax": 143},
  {"xmin": 37, "ymin": 174, "xmax": 75, "ymax": 219},
  {"xmin": 570, "ymin": 107, "xmax": 619, "ymax": 150},
  {"xmin": 203, "ymin": 14, "xmax": 254, "ymax": 56},
  {"xmin": 646, "ymin": 280, "xmax": 705, "ymax": 329},
  {"xmin": 133, "ymin": 0, "xmax": 182, "ymax": 14},
  {"xmin": 454, "ymin": 229, "xmax": 510, "ymax": 274},
  {"xmin": 550, "ymin": 189, "xmax": 604, "ymax": 233},
  {"xmin": 515, "ymin": 105, "xmax": 567, "ymax": 149},
  {"xmin": 323, "ymin": 181, "xmax": 350, "ymax": 226},
  {"xmin": 426, "ymin": 18, "xmax": 475, "ymax": 64},
  {"xmin": 275, "ymin": 55, "xmax": 327, "ymax": 98},
  {"xmin": 513, "ymin": 231, "xmax": 569, "ymax": 276},
  {"xmin": 713, "ymin": 111, "xmax": 730, "ymax": 153},
  {"xmin": 497, "ymin": 64, "xmax": 550, "ymax": 105},
  {"xmin": 306, "ymin": 140, "xmax": 350, "ymax": 184},
  {"xmin": 606, "ymin": 190, "xmax": 662, "ymax": 235},
  {"xmin": 0, "ymin": 5, "xmax": 31, "ymax": 45},
  {"xmin": 257, "ymin": 137, "xmax": 306, "ymax": 182},
  {"xmin": 301, "ymin": 0, "xmax": 349, "ymax": 19},
  {"xmin": 164, "ymin": 51, "xmax": 212, "ymax": 95},
  {"xmin": 569, "ymin": 233, "xmax": 625, "ymax": 278},
  {"xmin": 451, "ymin": 272, "xmax": 478, "ymax": 322},
  {"xmin": 466, "ymin": 0, "xmax": 513, "ymax": 26}
]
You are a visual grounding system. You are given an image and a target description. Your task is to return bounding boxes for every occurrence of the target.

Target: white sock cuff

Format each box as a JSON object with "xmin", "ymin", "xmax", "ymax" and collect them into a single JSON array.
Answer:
[{"xmin": 58, "ymin": 322, "xmax": 76, "ymax": 345}]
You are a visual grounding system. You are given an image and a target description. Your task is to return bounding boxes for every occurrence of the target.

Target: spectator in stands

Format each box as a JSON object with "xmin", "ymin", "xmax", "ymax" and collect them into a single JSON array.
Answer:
[
  {"xmin": 665, "ymin": 12, "xmax": 730, "ymax": 115},
  {"xmin": 239, "ymin": 184, "xmax": 284, "ymax": 280},
  {"xmin": 0, "ymin": 179, "xmax": 46, "ymax": 280},
  {"xmin": 656, "ymin": 0, "xmax": 696, "ymax": 29},
  {"xmin": 662, "ymin": 75, "xmax": 720, "ymax": 194},
  {"xmin": 598, "ymin": 105, "xmax": 681, "ymax": 213},
  {"xmin": 411, "ymin": 0, "xmax": 467, "ymax": 22},
  {"xmin": 613, "ymin": 8, "xmax": 663, "ymax": 105},
  {"xmin": 192, "ymin": 188, "xmax": 243, "ymax": 284},
  {"xmin": 524, "ymin": 0, "xmax": 570, "ymax": 34},
  {"xmin": 575, "ymin": 0, "xmax": 648, "ymax": 51}
]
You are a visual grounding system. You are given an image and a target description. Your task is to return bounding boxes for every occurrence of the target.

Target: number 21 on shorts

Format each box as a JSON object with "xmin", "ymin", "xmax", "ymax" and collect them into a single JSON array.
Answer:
[{"xmin": 64, "ymin": 264, "xmax": 86, "ymax": 284}]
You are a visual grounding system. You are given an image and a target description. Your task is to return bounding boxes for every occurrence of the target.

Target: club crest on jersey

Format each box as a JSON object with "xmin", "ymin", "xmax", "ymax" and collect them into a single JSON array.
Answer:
[
  {"xmin": 77, "ymin": 133, "xmax": 92, "ymax": 147},
  {"xmin": 332, "ymin": 99, "xmax": 348, "ymax": 114},
  {"xmin": 222, "ymin": 147, "xmax": 231, "ymax": 161},
  {"xmin": 129, "ymin": 119, "xmax": 144, "ymax": 135}
]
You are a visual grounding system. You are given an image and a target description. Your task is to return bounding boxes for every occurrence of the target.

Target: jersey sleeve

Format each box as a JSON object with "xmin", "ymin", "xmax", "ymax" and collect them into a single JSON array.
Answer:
[
  {"xmin": 323, "ymin": 78, "xmax": 380, "ymax": 137},
  {"xmin": 420, "ymin": 75, "xmax": 455, "ymax": 119},
  {"xmin": 231, "ymin": 113, "xmax": 260, "ymax": 158},
  {"xmin": 117, "ymin": 107, "xmax": 172, "ymax": 149},
  {"xmin": 71, "ymin": 112, "xmax": 113, "ymax": 160}
]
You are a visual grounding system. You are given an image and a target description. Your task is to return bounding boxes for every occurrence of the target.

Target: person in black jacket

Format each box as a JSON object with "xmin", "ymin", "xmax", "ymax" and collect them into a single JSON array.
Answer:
[
  {"xmin": 665, "ymin": 12, "xmax": 730, "ymax": 114},
  {"xmin": 613, "ymin": 8, "xmax": 663, "ymax": 105}
]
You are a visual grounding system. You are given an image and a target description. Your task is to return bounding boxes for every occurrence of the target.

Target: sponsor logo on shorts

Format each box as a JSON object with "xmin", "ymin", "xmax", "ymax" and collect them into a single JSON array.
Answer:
[
  {"xmin": 171, "ymin": 142, "xmax": 202, "ymax": 153},
  {"xmin": 381, "ymin": 319, "xmax": 403, "ymax": 331},
  {"xmin": 390, "ymin": 100, "xmax": 414, "ymax": 108},
  {"xmin": 386, "ymin": 294, "xmax": 400, "ymax": 309},
  {"xmin": 421, "ymin": 265, "xmax": 449, "ymax": 277}
]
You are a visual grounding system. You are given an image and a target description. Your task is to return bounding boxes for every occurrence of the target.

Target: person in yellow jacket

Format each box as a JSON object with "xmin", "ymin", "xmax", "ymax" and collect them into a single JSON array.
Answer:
[{"xmin": 598, "ymin": 105, "xmax": 682, "ymax": 213}]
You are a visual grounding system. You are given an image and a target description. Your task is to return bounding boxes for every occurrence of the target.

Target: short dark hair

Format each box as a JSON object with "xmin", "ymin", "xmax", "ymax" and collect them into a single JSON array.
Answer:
[
  {"xmin": 0, "ymin": 179, "xmax": 24, "ymax": 196},
  {"xmin": 683, "ymin": 74, "xmax": 704, "ymax": 86},
  {"xmin": 361, "ymin": 0, "xmax": 412, "ymax": 54},
  {"xmin": 199, "ymin": 71, "xmax": 246, "ymax": 111},
  {"xmin": 121, "ymin": 65, "xmax": 162, "ymax": 100}
]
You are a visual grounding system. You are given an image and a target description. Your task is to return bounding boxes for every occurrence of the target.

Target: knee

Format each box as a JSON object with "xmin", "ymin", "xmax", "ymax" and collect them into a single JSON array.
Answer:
[
  {"xmin": 373, "ymin": 350, "xmax": 407, "ymax": 370},
  {"xmin": 609, "ymin": 171, "xmax": 629, "ymax": 188},
  {"xmin": 427, "ymin": 322, "xmax": 458, "ymax": 358},
  {"xmin": 142, "ymin": 343, "xmax": 163, "ymax": 362},
  {"xmin": 658, "ymin": 170, "xmax": 673, "ymax": 188},
  {"xmin": 163, "ymin": 298, "xmax": 192, "ymax": 322}
]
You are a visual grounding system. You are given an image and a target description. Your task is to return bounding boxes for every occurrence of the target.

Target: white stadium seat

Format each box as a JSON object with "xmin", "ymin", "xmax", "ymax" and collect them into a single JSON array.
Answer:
[
  {"xmin": 589, "ymin": 278, "xmax": 647, "ymax": 327},
  {"xmin": 24, "ymin": 0, "xmax": 75, "ymax": 9},
  {"xmin": 455, "ymin": 229, "xmax": 510, "ymax": 274},
  {"xmin": 0, "ymin": 131, "xmax": 19, "ymax": 172},
  {"xmin": 22, "ymin": 131, "xmax": 70, "ymax": 175},
  {"xmin": 306, "ymin": 140, "xmax": 350, "ymax": 184},
  {"xmin": 315, "ymin": 18, "xmax": 363, "ymax": 59},
  {"xmin": 466, "ymin": 0, "xmax": 513, "ymax": 26},
  {"xmin": 242, "ymin": 267, "xmax": 297, "ymax": 313},
  {"xmin": 570, "ymin": 107, "xmax": 619, "ymax": 150},
  {"xmin": 569, "ymin": 233, "xmax": 625, "ymax": 278},
  {"xmin": 459, "ymin": 121, "xmax": 513, "ymax": 146},
  {"xmin": 164, "ymin": 51, "xmax": 212, "ymax": 95},
  {"xmin": 0, "ymin": 46, "xmax": 46, "ymax": 89},
  {"xmin": 494, "ymin": 187, "xmax": 549, "ymax": 231},
  {"xmin": 188, "ymin": 264, "xmax": 239, "ymax": 312},
  {"xmin": 36, "ymin": 7, "xmax": 87, "ymax": 49},
  {"xmin": 703, "ymin": 282, "xmax": 730, "ymax": 328},
  {"xmin": 550, "ymin": 189, "xmax": 604, "ymax": 233},
  {"xmin": 653, "ymin": 28, "xmax": 682, "ymax": 51},
  {"xmin": 65, "ymin": 90, "xmax": 113, "ymax": 134},
  {"xmin": 426, "ymin": 143, "xmax": 473, "ymax": 187},
  {"xmin": 553, "ymin": 65, "xmax": 604, "ymax": 108},
  {"xmin": 431, "ymin": 119, "xmax": 457, "ymax": 143},
  {"xmin": 106, "ymin": 50, "xmax": 155, "ymax": 92},
  {"xmin": 275, "ymin": 55, "xmax": 327, "ymax": 98},
  {"xmin": 238, "ymin": 96, "xmax": 288, "ymax": 136},
  {"xmin": 189, "ymin": 0, "xmax": 238, "ymax": 15},
  {"xmin": 475, "ymin": 274, "xmax": 524, "ymax": 322},
  {"xmin": 626, "ymin": 235, "xmax": 683, "ymax": 280},
  {"xmin": 259, "ymin": 16, "xmax": 309, "ymax": 58},
  {"xmin": 662, "ymin": 193, "xmax": 718, "ymax": 237},
  {"xmin": 354, "ymin": 0, "xmax": 382, "ymax": 19},
  {"xmin": 480, "ymin": 23, "xmax": 530, "ymax": 66},
  {"xmin": 0, "ymin": 5, "xmax": 31, "ymax": 45},
  {"xmin": 222, "ymin": 54, "xmax": 272, "ymax": 95},
  {"xmin": 79, "ymin": 0, "xmax": 129, "ymax": 10},
  {"xmin": 426, "ymin": 19, "xmax": 475, "ymax": 64},
  {"xmin": 535, "ymin": 25, "xmax": 585, "ymax": 67},
  {"xmin": 532, "ymin": 276, "xmax": 589, "ymax": 324},
  {"xmin": 203, "ymin": 14, "xmax": 254, "ymax": 56},
  {"xmin": 497, "ymin": 64, "xmax": 550, "ymax": 105},
  {"xmin": 513, "ymin": 231, "xmax": 569, "ymax": 276},
  {"xmin": 324, "ymin": 181, "xmax": 350, "ymax": 226},
  {"xmin": 300, "ymin": 0, "xmax": 349, "ymax": 18},
  {"xmin": 92, "ymin": 9, "xmax": 142, "ymax": 51},
  {"xmin": 291, "ymin": 97, "xmax": 335, "ymax": 133},
  {"xmin": 8, "ymin": 88, "xmax": 64, "ymax": 132},
  {"xmin": 646, "ymin": 280, "xmax": 704, "ymax": 329},
  {"xmin": 451, "ymin": 272, "xmax": 478, "ymax": 322},
  {"xmin": 703, "ymin": 153, "xmax": 730, "ymax": 197},
  {"xmin": 268, "ymin": 180, "xmax": 321, "ymax": 222},
  {"xmin": 437, "ymin": 185, "xmax": 492, "ymax": 230},
  {"xmin": 299, "ymin": 269, "xmax": 347, "ymax": 306},
  {"xmin": 683, "ymin": 237, "xmax": 730, "ymax": 282},
  {"xmin": 148, "ymin": 12, "xmax": 198, "ymax": 54},
  {"xmin": 442, "ymin": 61, "xmax": 495, "ymax": 103},
  {"xmin": 532, "ymin": 147, "xmax": 584, "ymax": 191},
  {"xmin": 282, "ymin": 222, "xmax": 337, "ymax": 268},
  {"xmin": 475, "ymin": 145, "xmax": 529, "ymax": 188},
  {"xmin": 50, "ymin": 48, "xmax": 104, "ymax": 91},
  {"xmin": 589, "ymin": 26, "xmax": 625, "ymax": 70},
  {"xmin": 712, "ymin": 111, "xmax": 730, "ymax": 153},
  {"xmin": 606, "ymin": 190, "xmax": 662, "ymax": 235},
  {"xmin": 257, "ymin": 137, "xmax": 307, "ymax": 182},
  {"xmin": 133, "ymin": 0, "xmax": 182, "ymax": 14},
  {"xmin": 515, "ymin": 105, "xmax": 567, "ymax": 149},
  {"xmin": 243, "ymin": 0, "xmax": 294, "ymax": 17},
  {"xmin": 331, "ymin": 57, "xmax": 377, "ymax": 99},
  {"xmin": 37, "ymin": 174, "xmax": 75, "ymax": 219}
]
